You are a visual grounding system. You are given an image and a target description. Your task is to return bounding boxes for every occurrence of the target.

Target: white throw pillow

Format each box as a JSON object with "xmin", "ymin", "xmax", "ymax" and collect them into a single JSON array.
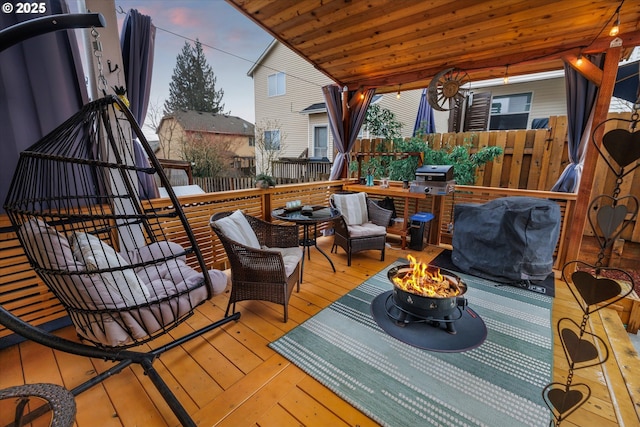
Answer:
[
  {"xmin": 332, "ymin": 192, "xmax": 368, "ymax": 226},
  {"xmin": 70, "ymin": 232, "xmax": 150, "ymax": 306},
  {"xmin": 213, "ymin": 210, "xmax": 261, "ymax": 249}
]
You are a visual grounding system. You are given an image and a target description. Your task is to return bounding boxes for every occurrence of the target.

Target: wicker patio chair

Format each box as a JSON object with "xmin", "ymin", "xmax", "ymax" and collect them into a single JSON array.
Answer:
[
  {"xmin": 211, "ymin": 211, "xmax": 303, "ymax": 322},
  {"xmin": 330, "ymin": 192, "xmax": 393, "ymax": 266}
]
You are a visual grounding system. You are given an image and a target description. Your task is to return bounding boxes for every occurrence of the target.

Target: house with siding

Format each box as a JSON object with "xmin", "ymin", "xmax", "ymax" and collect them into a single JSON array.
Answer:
[
  {"xmin": 157, "ymin": 110, "xmax": 255, "ymax": 177},
  {"xmin": 450, "ymin": 71, "xmax": 568, "ymax": 132},
  {"xmin": 248, "ymin": 41, "xmax": 571, "ymax": 174},
  {"xmin": 247, "ymin": 40, "xmax": 424, "ymax": 172}
]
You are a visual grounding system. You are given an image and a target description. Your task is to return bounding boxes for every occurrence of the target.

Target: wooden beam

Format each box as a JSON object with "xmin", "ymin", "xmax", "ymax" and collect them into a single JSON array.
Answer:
[
  {"xmin": 563, "ymin": 44, "xmax": 622, "ymax": 264},
  {"xmin": 563, "ymin": 54, "xmax": 603, "ymax": 86}
]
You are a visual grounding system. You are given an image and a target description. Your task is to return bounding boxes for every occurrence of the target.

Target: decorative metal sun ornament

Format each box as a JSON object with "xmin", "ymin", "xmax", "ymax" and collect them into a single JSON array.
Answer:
[{"xmin": 427, "ymin": 68, "xmax": 470, "ymax": 111}]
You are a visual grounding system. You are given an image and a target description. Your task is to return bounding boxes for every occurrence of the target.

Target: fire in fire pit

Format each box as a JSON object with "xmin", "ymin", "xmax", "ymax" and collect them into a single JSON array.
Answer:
[
  {"xmin": 387, "ymin": 255, "xmax": 468, "ymax": 334},
  {"xmin": 391, "ymin": 255, "xmax": 461, "ymax": 298}
]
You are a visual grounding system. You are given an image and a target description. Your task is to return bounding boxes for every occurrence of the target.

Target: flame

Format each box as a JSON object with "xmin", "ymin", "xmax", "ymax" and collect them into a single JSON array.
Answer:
[{"xmin": 392, "ymin": 254, "xmax": 460, "ymax": 297}]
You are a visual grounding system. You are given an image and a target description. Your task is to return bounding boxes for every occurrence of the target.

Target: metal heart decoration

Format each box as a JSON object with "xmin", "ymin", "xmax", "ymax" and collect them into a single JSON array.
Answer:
[
  {"xmin": 587, "ymin": 195, "xmax": 639, "ymax": 250},
  {"xmin": 557, "ymin": 318, "xmax": 609, "ymax": 369},
  {"xmin": 543, "ymin": 382, "xmax": 591, "ymax": 420},
  {"xmin": 572, "ymin": 270, "xmax": 621, "ymax": 306},
  {"xmin": 562, "ymin": 261, "xmax": 633, "ymax": 315},
  {"xmin": 602, "ymin": 128, "xmax": 640, "ymax": 168},
  {"xmin": 596, "ymin": 204, "xmax": 627, "ymax": 239},
  {"xmin": 561, "ymin": 328, "xmax": 598, "ymax": 363}
]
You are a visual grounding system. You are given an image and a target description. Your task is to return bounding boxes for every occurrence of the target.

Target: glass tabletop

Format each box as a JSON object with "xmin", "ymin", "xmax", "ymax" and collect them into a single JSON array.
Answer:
[{"xmin": 272, "ymin": 206, "xmax": 340, "ymax": 223}]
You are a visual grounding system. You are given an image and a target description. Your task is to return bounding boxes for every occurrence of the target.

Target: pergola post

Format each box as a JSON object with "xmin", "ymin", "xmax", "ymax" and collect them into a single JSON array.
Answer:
[{"xmin": 563, "ymin": 43, "xmax": 623, "ymax": 264}]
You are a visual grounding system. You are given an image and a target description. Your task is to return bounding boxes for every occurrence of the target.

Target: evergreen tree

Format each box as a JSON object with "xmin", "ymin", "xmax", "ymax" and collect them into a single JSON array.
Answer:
[{"xmin": 163, "ymin": 39, "xmax": 225, "ymax": 114}]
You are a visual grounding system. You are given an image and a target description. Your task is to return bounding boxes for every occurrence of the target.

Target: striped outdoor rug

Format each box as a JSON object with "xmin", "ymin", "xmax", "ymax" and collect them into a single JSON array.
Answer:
[{"xmin": 270, "ymin": 260, "xmax": 553, "ymax": 427}]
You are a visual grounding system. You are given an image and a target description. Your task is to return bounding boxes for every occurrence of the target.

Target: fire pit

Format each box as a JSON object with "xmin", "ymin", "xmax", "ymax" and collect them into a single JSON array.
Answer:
[
  {"xmin": 370, "ymin": 257, "xmax": 487, "ymax": 352},
  {"xmin": 387, "ymin": 263, "xmax": 467, "ymax": 334}
]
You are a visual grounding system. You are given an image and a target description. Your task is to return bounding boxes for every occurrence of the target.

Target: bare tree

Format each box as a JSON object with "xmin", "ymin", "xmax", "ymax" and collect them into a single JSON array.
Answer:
[
  {"xmin": 254, "ymin": 118, "xmax": 287, "ymax": 176},
  {"xmin": 181, "ymin": 131, "xmax": 238, "ymax": 178}
]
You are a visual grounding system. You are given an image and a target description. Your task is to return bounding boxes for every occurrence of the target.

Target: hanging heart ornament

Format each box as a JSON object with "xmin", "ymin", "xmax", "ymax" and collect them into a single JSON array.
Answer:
[
  {"xmin": 602, "ymin": 128, "xmax": 640, "ymax": 169},
  {"xmin": 543, "ymin": 382, "xmax": 591, "ymax": 421},
  {"xmin": 562, "ymin": 261, "xmax": 634, "ymax": 314},
  {"xmin": 587, "ymin": 195, "xmax": 638, "ymax": 250},
  {"xmin": 557, "ymin": 318, "xmax": 609, "ymax": 369}
]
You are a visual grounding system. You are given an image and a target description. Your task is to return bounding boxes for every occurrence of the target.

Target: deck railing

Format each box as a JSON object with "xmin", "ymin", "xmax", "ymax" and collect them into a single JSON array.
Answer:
[{"xmin": 0, "ymin": 180, "xmax": 578, "ymax": 343}]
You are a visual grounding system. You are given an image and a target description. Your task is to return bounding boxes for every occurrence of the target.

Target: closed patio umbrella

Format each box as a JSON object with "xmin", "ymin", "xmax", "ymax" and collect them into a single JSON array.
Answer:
[{"xmin": 413, "ymin": 88, "xmax": 435, "ymax": 136}]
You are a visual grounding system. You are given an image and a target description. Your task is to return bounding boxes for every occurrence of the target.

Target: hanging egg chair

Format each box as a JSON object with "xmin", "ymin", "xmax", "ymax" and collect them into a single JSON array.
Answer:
[{"xmin": 2, "ymin": 95, "xmax": 238, "ymax": 426}]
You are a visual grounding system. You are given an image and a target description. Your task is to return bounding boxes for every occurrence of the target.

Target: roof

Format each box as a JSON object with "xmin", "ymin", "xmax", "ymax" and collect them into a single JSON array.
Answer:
[
  {"xmin": 162, "ymin": 110, "xmax": 255, "ymax": 136},
  {"xmin": 247, "ymin": 39, "xmax": 277, "ymax": 77},
  {"xmin": 227, "ymin": 0, "xmax": 640, "ymax": 94},
  {"xmin": 300, "ymin": 94, "xmax": 383, "ymax": 114}
]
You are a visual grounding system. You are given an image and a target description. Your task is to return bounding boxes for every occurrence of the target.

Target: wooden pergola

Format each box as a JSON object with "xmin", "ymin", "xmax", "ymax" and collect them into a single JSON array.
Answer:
[{"xmin": 227, "ymin": 0, "xmax": 640, "ymax": 262}]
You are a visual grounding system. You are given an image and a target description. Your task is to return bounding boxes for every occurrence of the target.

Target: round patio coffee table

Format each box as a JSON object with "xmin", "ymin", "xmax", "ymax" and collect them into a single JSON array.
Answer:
[{"xmin": 272, "ymin": 206, "xmax": 340, "ymax": 281}]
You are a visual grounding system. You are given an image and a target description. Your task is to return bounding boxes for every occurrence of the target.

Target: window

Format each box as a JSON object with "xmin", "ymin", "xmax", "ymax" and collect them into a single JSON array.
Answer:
[
  {"xmin": 264, "ymin": 130, "xmax": 280, "ymax": 150},
  {"xmin": 268, "ymin": 72, "xmax": 285, "ymax": 97},
  {"xmin": 313, "ymin": 126, "xmax": 328, "ymax": 158},
  {"xmin": 248, "ymin": 136, "xmax": 255, "ymax": 147},
  {"xmin": 489, "ymin": 92, "xmax": 532, "ymax": 130}
]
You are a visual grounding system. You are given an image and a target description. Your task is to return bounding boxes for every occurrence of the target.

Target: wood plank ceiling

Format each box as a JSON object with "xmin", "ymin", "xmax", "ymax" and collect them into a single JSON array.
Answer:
[{"xmin": 227, "ymin": 0, "xmax": 640, "ymax": 94}]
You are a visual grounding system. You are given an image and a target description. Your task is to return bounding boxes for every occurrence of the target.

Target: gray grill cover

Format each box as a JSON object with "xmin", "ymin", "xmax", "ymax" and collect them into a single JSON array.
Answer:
[{"xmin": 451, "ymin": 197, "xmax": 561, "ymax": 282}]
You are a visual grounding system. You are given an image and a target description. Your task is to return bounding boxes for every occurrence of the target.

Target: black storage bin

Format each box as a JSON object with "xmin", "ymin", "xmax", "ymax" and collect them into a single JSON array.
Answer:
[{"xmin": 409, "ymin": 212, "xmax": 434, "ymax": 250}]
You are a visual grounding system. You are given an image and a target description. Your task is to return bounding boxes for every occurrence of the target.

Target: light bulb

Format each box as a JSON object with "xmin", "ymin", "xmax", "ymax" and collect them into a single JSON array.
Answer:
[
  {"xmin": 396, "ymin": 91, "xmax": 401, "ymax": 99},
  {"xmin": 576, "ymin": 54, "xmax": 583, "ymax": 66},
  {"xmin": 609, "ymin": 14, "xmax": 620, "ymax": 36},
  {"xmin": 503, "ymin": 65, "xmax": 509, "ymax": 84}
]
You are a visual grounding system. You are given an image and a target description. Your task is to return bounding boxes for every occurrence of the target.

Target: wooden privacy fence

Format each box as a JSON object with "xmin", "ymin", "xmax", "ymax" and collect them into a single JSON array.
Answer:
[
  {"xmin": 353, "ymin": 113, "xmax": 637, "ymax": 196},
  {"xmin": 353, "ymin": 115, "xmax": 570, "ymax": 191}
]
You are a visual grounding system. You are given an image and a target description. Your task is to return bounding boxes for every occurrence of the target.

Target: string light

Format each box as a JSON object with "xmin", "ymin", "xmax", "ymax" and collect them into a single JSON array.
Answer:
[
  {"xmin": 609, "ymin": 9, "xmax": 620, "ymax": 36},
  {"xmin": 396, "ymin": 84, "xmax": 401, "ymax": 99},
  {"xmin": 503, "ymin": 65, "xmax": 509, "ymax": 84},
  {"xmin": 576, "ymin": 53, "xmax": 583, "ymax": 66}
]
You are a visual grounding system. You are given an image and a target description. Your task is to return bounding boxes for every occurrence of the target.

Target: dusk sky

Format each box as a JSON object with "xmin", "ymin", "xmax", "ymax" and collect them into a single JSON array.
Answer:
[{"xmin": 114, "ymin": 0, "xmax": 274, "ymax": 133}]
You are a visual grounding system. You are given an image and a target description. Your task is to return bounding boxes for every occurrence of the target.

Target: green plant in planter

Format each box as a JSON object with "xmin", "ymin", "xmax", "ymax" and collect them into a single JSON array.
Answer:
[
  {"xmin": 423, "ymin": 143, "xmax": 503, "ymax": 185},
  {"xmin": 385, "ymin": 137, "xmax": 503, "ymax": 185},
  {"xmin": 255, "ymin": 173, "xmax": 276, "ymax": 188},
  {"xmin": 386, "ymin": 138, "xmax": 429, "ymax": 181}
]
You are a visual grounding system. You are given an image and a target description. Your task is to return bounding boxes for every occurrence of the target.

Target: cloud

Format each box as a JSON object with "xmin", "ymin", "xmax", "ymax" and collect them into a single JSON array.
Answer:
[{"xmin": 167, "ymin": 7, "xmax": 205, "ymax": 30}]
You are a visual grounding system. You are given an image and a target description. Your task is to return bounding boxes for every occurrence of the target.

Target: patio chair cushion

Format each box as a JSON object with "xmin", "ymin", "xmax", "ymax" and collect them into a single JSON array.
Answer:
[
  {"xmin": 124, "ymin": 241, "xmax": 228, "ymax": 296},
  {"xmin": 347, "ymin": 222, "xmax": 387, "ymax": 238},
  {"xmin": 262, "ymin": 246, "xmax": 304, "ymax": 277},
  {"xmin": 70, "ymin": 232, "xmax": 150, "ymax": 306},
  {"xmin": 211, "ymin": 209, "xmax": 261, "ymax": 249},
  {"xmin": 17, "ymin": 218, "xmax": 80, "ymax": 271},
  {"xmin": 331, "ymin": 192, "xmax": 368, "ymax": 225},
  {"xmin": 18, "ymin": 219, "xmax": 225, "ymax": 347}
]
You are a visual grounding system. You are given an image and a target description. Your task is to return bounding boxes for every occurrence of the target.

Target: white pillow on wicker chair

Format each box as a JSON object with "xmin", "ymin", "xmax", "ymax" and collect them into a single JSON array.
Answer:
[
  {"xmin": 70, "ymin": 232, "xmax": 150, "ymax": 306},
  {"xmin": 332, "ymin": 192, "xmax": 369, "ymax": 226},
  {"xmin": 212, "ymin": 210, "xmax": 261, "ymax": 249}
]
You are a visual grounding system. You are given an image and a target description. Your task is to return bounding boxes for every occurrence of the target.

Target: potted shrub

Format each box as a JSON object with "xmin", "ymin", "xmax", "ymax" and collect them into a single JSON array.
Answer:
[{"xmin": 255, "ymin": 173, "xmax": 276, "ymax": 189}]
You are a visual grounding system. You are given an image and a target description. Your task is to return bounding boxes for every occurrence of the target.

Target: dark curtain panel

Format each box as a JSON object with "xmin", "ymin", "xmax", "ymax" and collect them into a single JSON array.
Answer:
[
  {"xmin": 323, "ymin": 85, "xmax": 375, "ymax": 180},
  {"xmin": 120, "ymin": 8, "xmax": 158, "ymax": 199},
  {"xmin": 413, "ymin": 88, "xmax": 436, "ymax": 135},
  {"xmin": 551, "ymin": 54, "xmax": 603, "ymax": 193},
  {"xmin": 0, "ymin": 0, "xmax": 88, "ymax": 213}
]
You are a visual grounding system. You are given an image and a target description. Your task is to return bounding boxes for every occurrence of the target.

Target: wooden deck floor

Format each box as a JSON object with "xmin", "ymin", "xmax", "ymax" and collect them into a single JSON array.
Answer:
[{"xmin": 1, "ymin": 238, "xmax": 638, "ymax": 427}]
